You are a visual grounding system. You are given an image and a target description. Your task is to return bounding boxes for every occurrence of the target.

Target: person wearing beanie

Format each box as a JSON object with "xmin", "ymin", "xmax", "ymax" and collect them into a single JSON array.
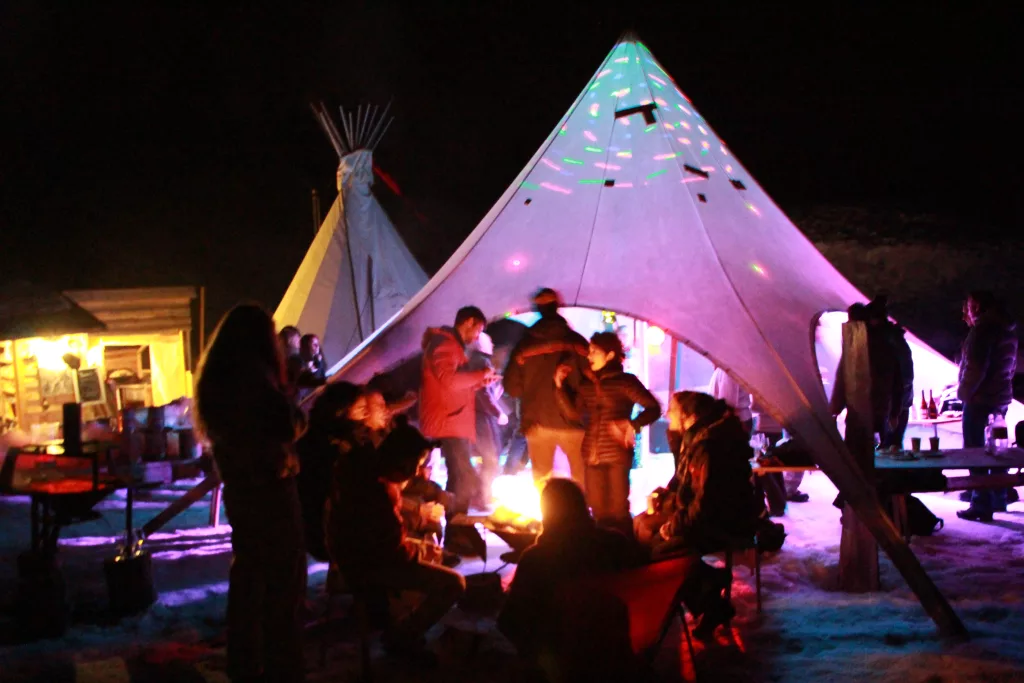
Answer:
[{"xmin": 503, "ymin": 288, "xmax": 589, "ymax": 487}]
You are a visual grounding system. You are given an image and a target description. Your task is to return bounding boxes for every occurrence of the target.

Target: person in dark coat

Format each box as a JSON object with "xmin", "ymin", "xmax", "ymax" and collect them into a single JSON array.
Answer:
[
  {"xmin": 957, "ymin": 290, "xmax": 1019, "ymax": 521},
  {"xmin": 299, "ymin": 333, "xmax": 328, "ymax": 385},
  {"xmin": 324, "ymin": 417, "xmax": 466, "ymax": 659},
  {"xmin": 278, "ymin": 325, "xmax": 305, "ymax": 399},
  {"xmin": 503, "ymin": 288, "xmax": 590, "ymax": 486},
  {"xmin": 830, "ymin": 302, "xmax": 904, "ymax": 445},
  {"xmin": 196, "ymin": 305, "xmax": 308, "ymax": 683},
  {"xmin": 498, "ymin": 478, "xmax": 645, "ymax": 679},
  {"xmin": 295, "ymin": 381, "xmax": 364, "ymax": 562},
  {"xmin": 654, "ymin": 391, "xmax": 759, "ymax": 639},
  {"xmin": 861, "ymin": 297, "xmax": 915, "ymax": 450},
  {"xmin": 554, "ymin": 332, "xmax": 661, "ymax": 537}
]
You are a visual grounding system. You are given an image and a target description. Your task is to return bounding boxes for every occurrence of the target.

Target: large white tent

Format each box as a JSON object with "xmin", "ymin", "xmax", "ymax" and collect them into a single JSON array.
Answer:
[
  {"xmin": 329, "ymin": 34, "xmax": 1009, "ymax": 632},
  {"xmin": 274, "ymin": 105, "xmax": 427, "ymax": 367}
]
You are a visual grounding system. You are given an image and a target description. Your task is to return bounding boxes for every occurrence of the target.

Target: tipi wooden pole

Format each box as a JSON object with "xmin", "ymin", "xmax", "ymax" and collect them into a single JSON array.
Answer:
[{"xmin": 837, "ymin": 320, "xmax": 879, "ymax": 592}]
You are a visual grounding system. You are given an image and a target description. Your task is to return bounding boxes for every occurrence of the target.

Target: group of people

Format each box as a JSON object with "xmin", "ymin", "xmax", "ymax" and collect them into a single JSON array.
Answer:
[{"xmin": 191, "ymin": 284, "xmax": 1018, "ymax": 681}]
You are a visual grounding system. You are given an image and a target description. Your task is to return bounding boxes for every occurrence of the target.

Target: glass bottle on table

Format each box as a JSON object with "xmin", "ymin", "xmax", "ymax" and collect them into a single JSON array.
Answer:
[
  {"xmin": 927, "ymin": 391, "xmax": 939, "ymax": 420},
  {"xmin": 920, "ymin": 390, "xmax": 928, "ymax": 418}
]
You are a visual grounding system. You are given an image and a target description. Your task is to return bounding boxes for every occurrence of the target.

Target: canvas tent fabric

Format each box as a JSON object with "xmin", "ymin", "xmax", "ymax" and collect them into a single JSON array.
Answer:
[
  {"xmin": 329, "ymin": 35, "xmax": 985, "ymax": 632},
  {"xmin": 274, "ymin": 149, "xmax": 427, "ymax": 367}
]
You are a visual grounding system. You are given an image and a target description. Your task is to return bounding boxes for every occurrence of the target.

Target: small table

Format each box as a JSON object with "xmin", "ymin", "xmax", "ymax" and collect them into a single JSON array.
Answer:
[{"xmin": 907, "ymin": 416, "xmax": 961, "ymax": 439}]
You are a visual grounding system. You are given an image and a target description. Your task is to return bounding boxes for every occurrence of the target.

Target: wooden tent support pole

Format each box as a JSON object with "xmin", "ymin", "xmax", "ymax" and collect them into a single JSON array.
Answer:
[
  {"xmin": 141, "ymin": 474, "xmax": 221, "ymax": 537},
  {"xmin": 835, "ymin": 320, "xmax": 967, "ymax": 638},
  {"xmin": 837, "ymin": 320, "xmax": 879, "ymax": 592}
]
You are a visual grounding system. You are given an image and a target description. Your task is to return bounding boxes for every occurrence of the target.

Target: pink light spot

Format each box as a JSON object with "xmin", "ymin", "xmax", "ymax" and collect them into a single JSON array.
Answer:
[
  {"xmin": 540, "ymin": 181, "xmax": 572, "ymax": 195},
  {"xmin": 541, "ymin": 158, "xmax": 562, "ymax": 171},
  {"xmin": 698, "ymin": 125, "xmax": 708, "ymax": 135},
  {"xmin": 641, "ymin": 99, "xmax": 652, "ymax": 106},
  {"xmin": 620, "ymin": 118, "xmax": 630, "ymax": 126},
  {"xmin": 680, "ymin": 121, "xmax": 691, "ymax": 130},
  {"xmin": 720, "ymin": 146, "xmax": 729, "ymax": 155},
  {"xmin": 725, "ymin": 164, "xmax": 734, "ymax": 173},
  {"xmin": 649, "ymin": 74, "xmax": 667, "ymax": 86},
  {"xmin": 681, "ymin": 177, "xmax": 703, "ymax": 184},
  {"xmin": 655, "ymin": 98, "xmax": 668, "ymax": 106},
  {"xmin": 654, "ymin": 153, "xmax": 677, "ymax": 160},
  {"xmin": 678, "ymin": 137, "xmax": 691, "ymax": 145},
  {"xmin": 614, "ymin": 57, "xmax": 629, "ymax": 63},
  {"xmin": 701, "ymin": 166, "xmax": 715, "ymax": 173},
  {"xmin": 589, "ymin": 103, "xmax": 600, "ymax": 117},
  {"xmin": 616, "ymin": 182, "xmax": 634, "ymax": 188},
  {"xmin": 701, "ymin": 140, "xmax": 710, "ymax": 149},
  {"xmin": 595, "ymin": 162, "xmax": 622, "ymax": 170},
  {"xmin": 664, "ymin": 123, "xmax": 674, "ymax": 130},
  {"xmin": 598, "ymin": 69, "xmax": 612, "ymax": 78},
  {"xmin": 583, "ymin": 130, "xmax": 597, "ymax": 142},
  {"xmin": 746, "ymin": 203, "xmax": 761, "ymax": 217},
  {"xmin": 506, "ymin": 255, "xmax": 528, "ymax": 273},
  {"xmin": 512, "ymin": 259, "xmax": 521, "ymax": 267},
  {"xmin": 616, "ymin": 151, "xmax": 632, "ymax": 158}
]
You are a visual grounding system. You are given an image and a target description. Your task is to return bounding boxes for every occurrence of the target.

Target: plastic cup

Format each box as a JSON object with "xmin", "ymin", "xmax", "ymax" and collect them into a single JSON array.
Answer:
[
  {"xmin": 929, "ymin": 436, "xmax": 940, "ymax": 452},
  {"xmin": 911, "ymin": 437, "xmax": 921, "ymax": 452}
]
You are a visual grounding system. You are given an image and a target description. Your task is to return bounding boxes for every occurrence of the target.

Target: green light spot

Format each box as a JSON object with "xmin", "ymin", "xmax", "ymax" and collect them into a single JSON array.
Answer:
[
  {"xmin": 646, "ymin": 169, "xmax": 668, "ymax": 180},
  {"xmin": 700, "ymin": 149, "xmax": 709, "ymax": 155},
  {"xmin": 651, "ymin": 81, "xmax": 663, "ymax": 90},
  {"xmin": 589, "ymin": 81, "xmax": 601, "ymax": 90},
  {"xmin": 578, "ymin": 179, "xmax": 603, "ymax": 185},
  {"xmin": 521, "ymin": 181, "xmax": 539, "ymax": 190},
  {"xmin": 644, "ymin": 125, "xmax": 657, "ymax": 133},
  {"xmin": 563, "ymin": 157, "xmax": 584, "ymax": 165},
  {"xmin": 584, "ymin": 146, "xmax": 603, "ymax": 153}
]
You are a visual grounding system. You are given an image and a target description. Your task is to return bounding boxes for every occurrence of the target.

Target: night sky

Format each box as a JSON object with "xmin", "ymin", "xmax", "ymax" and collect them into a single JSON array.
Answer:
[{"xmin": 3, "ymin": 3, "xmax": 1021, "ymax": 332}]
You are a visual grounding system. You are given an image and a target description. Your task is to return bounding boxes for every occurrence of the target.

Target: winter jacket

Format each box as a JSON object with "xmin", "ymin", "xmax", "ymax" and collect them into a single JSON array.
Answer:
[
  {"xmin": 498, "ymin": 522, "xmax": 643, "ymax": 660},
  {"xmin": 201, "ymin": 370, "xmax": 305, "ymax": 487},
  {"xmin": 554, "ymin": 361, "xmax": 662, "ymax": 467},
  {"xmin": 503, "ymin": 315, "xmax": 589, "ymax": 431},
  {"xmin": 889, "ymin": 324, "xmax": 915, "ymax": 410},
  {"xmin": 324, "ymin": 451, "xmax": 416, "ymax": 581},
  {"xmin": 667, "ymin": 405, "xmax": 758, "ymax": 549},
  {"xmin": 419, "ymin": 326, "xmax": 489, "ymax": 441},
  {"xmin": 958, "ymin": 311, "xmax": 1018, "ymax": 409},
  {"xmin": 830, "ymin": 322, "xmax": 904, "ymax": 432}
]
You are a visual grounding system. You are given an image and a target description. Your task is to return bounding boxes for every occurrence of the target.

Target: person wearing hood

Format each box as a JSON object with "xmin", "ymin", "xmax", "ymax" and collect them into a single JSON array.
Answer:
[
  {"xmin": 554, "ymin": 332, "xmax": 661, "ymax": 536},
  {"xmin": 503, "ymin": 288, "xmax": 590, "ymax": 486},
  {"xmin": 656, "ymin": 391, "xmax": 760, "ymax": 640},
  {"xmin": 419, "ymin": 306, "xmax": 496, "ymax": 524},
  {"xmin": 466, "ymin": 331, "xmax": 507, "ymax": 507},
  {"xmin": 957, "ymin": 291, "xmax": 1018, "ymax": 521}
]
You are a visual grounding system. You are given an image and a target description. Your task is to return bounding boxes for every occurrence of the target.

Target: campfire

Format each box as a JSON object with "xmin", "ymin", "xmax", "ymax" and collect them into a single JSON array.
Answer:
[{"xmin": 483, "ymin": 474, "xmax": 543, "ymax": 556}]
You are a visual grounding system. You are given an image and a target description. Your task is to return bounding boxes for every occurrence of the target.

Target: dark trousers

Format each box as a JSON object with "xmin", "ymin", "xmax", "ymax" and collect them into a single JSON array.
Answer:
[
  {"xmin": 585, "ymin": 463, "xmax": 632, "ymax": 537},
  {"xmin": 881, "ymin": 408, "xmax": 910, "ymax": 449},
  {"xmin": 474, "ymin": 417, "xmax": 501, "ymax": 504},
  {"xmin": 222, "ymin": 478, "xmax": 307, "ymax": 683},
  {"xmin": 439, "ymin": 437, "xmax": 481, "ymax": 517},
  {"xmin": 963, "ymin": 403, "xmax": 1008, "ymax": 513}
]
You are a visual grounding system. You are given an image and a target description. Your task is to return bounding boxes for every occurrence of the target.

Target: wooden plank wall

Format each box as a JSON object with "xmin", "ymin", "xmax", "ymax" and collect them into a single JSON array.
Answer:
[{"xmin": 64, "ymin": 287, "xmax": 197, "ymax": 336}]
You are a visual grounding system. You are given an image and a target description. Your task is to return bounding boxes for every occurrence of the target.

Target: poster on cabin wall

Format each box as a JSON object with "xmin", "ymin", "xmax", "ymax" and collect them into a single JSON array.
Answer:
[{"xmin": 39, "ymin": 367, "xmax": 74, "ymax": 399}]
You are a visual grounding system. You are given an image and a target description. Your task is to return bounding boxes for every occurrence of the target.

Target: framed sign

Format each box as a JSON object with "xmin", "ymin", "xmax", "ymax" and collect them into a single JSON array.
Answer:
[{"xmin": 77, "ymin": 367, "xmax": 105, "ymax": 404}]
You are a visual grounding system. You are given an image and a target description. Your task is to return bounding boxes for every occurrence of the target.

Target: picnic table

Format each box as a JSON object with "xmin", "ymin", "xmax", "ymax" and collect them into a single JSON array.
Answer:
[
  {"xmin": 754, "ymin": 447, "xmax": 1024, "ymax": 540},
  {"xmin": 0, "ymin": 440, "xmax": 207, "ymax": 559}
]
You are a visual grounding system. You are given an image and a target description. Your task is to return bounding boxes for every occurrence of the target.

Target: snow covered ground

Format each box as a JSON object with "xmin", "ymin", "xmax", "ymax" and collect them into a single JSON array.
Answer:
[{"xmin": 1, "ymin": 467, "xmax": 1022, "ymax": 682}]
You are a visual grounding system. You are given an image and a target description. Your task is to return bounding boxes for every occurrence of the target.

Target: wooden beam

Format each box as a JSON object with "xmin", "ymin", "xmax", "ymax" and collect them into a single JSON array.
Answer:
[
  {"xmin": 834, "ymin": 320, "xmax": 967, "ymax": 638},
  {"xmin": 838, "ymin": 320, "xmax": 879, "ymax": 592}
]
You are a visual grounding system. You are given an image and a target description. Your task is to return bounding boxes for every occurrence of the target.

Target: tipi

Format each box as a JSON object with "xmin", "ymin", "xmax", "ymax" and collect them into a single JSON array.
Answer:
[
  {"xmin": 274, "ymin": 103, "xmax": 428, "ymax": 368},
  {"xmin": 331, "ymin": 35, "xmax": 993, "ymax": 633}
]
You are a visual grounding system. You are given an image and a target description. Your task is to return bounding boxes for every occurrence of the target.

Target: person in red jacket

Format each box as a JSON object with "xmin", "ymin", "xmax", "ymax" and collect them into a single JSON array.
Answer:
[{"xmin": 419, "ymin": 306, "xmax": 496, "ymax": 522}]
